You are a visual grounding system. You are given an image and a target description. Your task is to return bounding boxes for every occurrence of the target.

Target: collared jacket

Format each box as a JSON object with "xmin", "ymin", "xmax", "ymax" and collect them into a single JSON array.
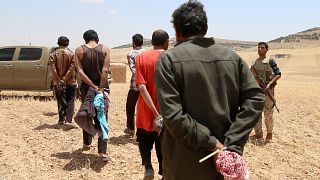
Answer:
[
  {"xmin": 127, "ymin": 47, "xmax": 145, "ymax": 91},
  {"xmin": 154, "ymin": 37, "xmax": 265, "ymax": 180},
  {"xmin": 49, "ymin": 48, "xmax": 76, "ymax": 86}
]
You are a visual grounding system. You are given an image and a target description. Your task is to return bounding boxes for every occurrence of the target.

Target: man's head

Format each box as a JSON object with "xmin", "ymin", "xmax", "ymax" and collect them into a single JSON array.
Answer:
[
  {"xmin": 151, "ymin": 29, "xmax": 169, "ymax": 50},
  {"xmin": 132, "ymin": 34, "xmax": 143, "ymax": 48},
  {"xmin": 258, "ymin": 42, "xmax": 268, "ymax": 57},
  {"xmin": 57, "ymin": 36, "xmax": 69, "ymax": 47},
  {"xmin": 83, "ymin": 30, "xmax": 99, "ymax": 44},
  {"xmin": 171, "ymin": 0, "xmax": 208, "ymax": 42}
]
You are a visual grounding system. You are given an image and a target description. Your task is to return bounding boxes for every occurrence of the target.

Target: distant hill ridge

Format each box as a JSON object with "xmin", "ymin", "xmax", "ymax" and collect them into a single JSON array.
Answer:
[
  {"xmin": 113, "ymin": 27, "xmax": 320, "ymax": 50},
  {"xmin": 113, "ymin": 37, "xmax": 257, "ymax": 50},
  {"xmin": 269, "ymin": 27, "xmax": 320, "ymax": 43}
]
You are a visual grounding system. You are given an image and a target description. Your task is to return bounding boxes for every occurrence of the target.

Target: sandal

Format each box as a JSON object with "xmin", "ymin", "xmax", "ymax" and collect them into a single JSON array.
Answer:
[{"xmin": 99, "ymin": 153, "xmax": 112, "ymax": 162}]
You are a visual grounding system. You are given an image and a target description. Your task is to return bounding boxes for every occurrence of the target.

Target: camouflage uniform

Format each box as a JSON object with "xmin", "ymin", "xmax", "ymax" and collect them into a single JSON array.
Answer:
[
  {"xmin": 254, "ymin": 88, "xmax": 274, "ymax": 135},
  {"xmin": 252, "ymin": 57, "xmax": 281, "ymax": 137}
]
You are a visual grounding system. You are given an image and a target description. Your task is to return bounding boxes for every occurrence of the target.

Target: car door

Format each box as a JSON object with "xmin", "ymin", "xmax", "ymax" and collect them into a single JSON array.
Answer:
[
  {"xmin": 0, "ymin": 47, "xmax": 16, "ymax": 88},
  {"xmin": 13, "ymin": 47, "xmax": 49, "ymax": 90}
]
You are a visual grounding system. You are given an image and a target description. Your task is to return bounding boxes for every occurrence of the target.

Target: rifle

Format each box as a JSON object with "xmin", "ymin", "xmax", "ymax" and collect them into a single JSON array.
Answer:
[{"xmin": 251, "ymin": 66, "xmax": 280, "ymax": 113}]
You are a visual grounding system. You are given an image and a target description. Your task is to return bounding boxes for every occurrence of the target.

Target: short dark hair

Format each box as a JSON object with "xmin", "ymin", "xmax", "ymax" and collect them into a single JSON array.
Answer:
[
  {"xmin": 83, "ymin": 30, "xmax": 99, "ymax": 44},
  {"xmin": 151, "ymin": 29, "xmax": 169, "ymax": 46},
  {"xmin": 57, "ymin": 36, "xmax": 69, "ymax": 46},
  {"xmin": 132, "ymin": 34, "xmax": 143, "ymax": 47},
  {"xmin": 171, "ymin": 0, "xmax": 208, "ymax": 37},
  {"xmin": 258, "ymin": 42, "xmax": 269, "ymax": 49}
]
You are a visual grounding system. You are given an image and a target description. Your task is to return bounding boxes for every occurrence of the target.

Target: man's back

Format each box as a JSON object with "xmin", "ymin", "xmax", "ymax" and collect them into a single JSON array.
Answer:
[
  {"xmin": 155, "ymin": 37, "xmax": 263, "ymax": 179},
  {"xmin": 158, "ymin": 37, "xmax": 258, "ymax": 142},
  {"xmin": 127, "ymin": 47, "xmax": 145, "ymax": 90},
  {"xmin": 136, "ymin": 50, "xmax": 164, "ymax": 94},
  {"xmin": 49, "ymin": 48, "xmax": 75, "ymax": 85},
  {"xmin": 80, "ymin": 44, "xmax": 105, "ymax": 85},
  {"xmin": 135, "ymin": 49, "xmax": 164, "ymax": 132}
]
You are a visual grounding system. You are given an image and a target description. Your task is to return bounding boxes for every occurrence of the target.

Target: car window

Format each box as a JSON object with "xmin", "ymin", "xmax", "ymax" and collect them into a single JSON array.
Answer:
[
  {"xmin": 18, "ymin": 48, "xmax": 42, "ymax": 61},
  {"xmin": 0, "ymin": 48, "xmax": 15, "ymax": 61}
]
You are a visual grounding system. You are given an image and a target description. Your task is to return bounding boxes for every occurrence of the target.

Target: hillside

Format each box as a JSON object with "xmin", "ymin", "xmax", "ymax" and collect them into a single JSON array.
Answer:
[
  {"xmin": 268, "ymin": 27, "xmax": 320, "ymax": 49},
  {"xmin": 270, "ymin": 27, "xmax": 320, "ymax": 43},
  {"xmin": 113, "ymin": 27, "xmax": 320, "ymax": 51},
  {"xmin": 113, "ymin": 38, "xmax": 257, "ymax": 50}
]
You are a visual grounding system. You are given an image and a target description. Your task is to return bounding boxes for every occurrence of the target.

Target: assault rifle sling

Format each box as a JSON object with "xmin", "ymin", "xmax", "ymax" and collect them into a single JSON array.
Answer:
[{"xmin": 251, "ymin": 66, "xmax": 280, "ymax": 113}]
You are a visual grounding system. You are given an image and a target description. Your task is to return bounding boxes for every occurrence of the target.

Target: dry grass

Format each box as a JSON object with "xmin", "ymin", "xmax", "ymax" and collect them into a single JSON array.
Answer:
[{"xmin": 0, "ymin": 47, "xmax": 320, "ymax": 179}]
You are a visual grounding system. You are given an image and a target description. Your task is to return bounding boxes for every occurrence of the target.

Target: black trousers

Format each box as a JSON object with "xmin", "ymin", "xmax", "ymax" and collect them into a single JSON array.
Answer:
[
  {"xmin": 125, "ymin": 89, "xmax": 139, "ymax": 130},
  {"xmin": 53, "ymin": 85, "xmax": 76, "ymax": 123},
  {"xmin": 80, "ymin": 83, "xmax": 107, "ymax": 154},
  {"xmin": 83, "ymin": 127, "xmax": 107, "ymax": 153},
  {"xmin": 136, "ymin": 128, "xmax": 162, "ymax": 175}
]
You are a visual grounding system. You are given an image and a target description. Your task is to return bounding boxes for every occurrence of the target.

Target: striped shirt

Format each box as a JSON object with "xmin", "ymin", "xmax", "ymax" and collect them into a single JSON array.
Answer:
[{"xmin": 127, "ymin": 47, "xmax": 145, "ymax": 90}]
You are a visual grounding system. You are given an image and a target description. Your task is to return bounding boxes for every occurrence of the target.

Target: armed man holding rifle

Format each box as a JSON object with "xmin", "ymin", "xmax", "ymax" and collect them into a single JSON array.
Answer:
[{"xmin": 251, "ymin": 42, "xmax": 281, "ymax": 143}]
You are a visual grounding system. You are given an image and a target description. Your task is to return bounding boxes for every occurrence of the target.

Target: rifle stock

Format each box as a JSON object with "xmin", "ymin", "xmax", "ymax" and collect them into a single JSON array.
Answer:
[{"xmin": 251, "ymin": 66, "xmax": 280, "ymax": 113}]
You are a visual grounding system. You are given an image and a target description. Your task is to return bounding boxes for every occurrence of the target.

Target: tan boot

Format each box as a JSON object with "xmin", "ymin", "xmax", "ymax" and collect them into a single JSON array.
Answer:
[{"xmin": 265, "ymin": 133, "xmax": 273, "ymax": 143}]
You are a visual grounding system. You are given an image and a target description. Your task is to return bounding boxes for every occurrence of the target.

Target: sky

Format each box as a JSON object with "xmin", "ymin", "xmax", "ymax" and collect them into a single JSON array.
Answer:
[{"xmin": 0, "ymin": 0, "xmax": 319, "ymax": 49}]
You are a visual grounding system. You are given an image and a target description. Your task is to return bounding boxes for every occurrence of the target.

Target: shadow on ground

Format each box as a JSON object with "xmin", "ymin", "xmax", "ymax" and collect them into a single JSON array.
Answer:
[
  {"xmin": 108, "ymin": 135, "xmax": 138, "ymax": 146},
  {"xmin": 43, "ymin": 111, "xmax": 58, "ymax": 117},
  {"xmin": 51, "ymin": 148, "xmax": 107, "ymax": 172},
  {"xmin": 34, "ymin": 123, "xmax": 78, "ymax": 131},
  {"xmin": 0, "ymin": 94, "xmax": 55, "ymax": 101}
]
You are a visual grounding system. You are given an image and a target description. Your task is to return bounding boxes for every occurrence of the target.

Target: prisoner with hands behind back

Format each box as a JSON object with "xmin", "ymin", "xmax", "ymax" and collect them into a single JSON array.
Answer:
[
  {"xmin": 154, "ymin": 1, "xmax": 265, "ymax": 179},
  {"xmin": 49, "ymin": 36, "xmax": 77, "ymax": 127},
  {"xmin": 75, "ymin": 29, "xmax": 111, "ymax": 161},
  {"xmin": 135, "ymin": 29, "xmax": 169, "ymax": 180},
  {"xmin": 124, "ymin": 33, "xmax": 145, "ymax": 137}
]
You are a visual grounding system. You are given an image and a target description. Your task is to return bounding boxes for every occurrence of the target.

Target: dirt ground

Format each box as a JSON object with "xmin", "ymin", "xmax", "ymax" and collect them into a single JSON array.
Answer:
[{"xmin": 0, "ymin": 47, "xmax": 320, "ymax": 180}]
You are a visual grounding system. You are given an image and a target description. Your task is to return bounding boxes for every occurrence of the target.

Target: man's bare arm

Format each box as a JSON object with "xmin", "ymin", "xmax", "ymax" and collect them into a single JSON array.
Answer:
[
  {"xmin": 75, "ymin": 47, "xmax": 98, "ymax": 89},
  {"xmin": 138, "ymin": 84, "xmax": 160, "ymax": 118},
  {"xmin": 98, "ymin": 45, "xmax": 111, "ymax": 90}
]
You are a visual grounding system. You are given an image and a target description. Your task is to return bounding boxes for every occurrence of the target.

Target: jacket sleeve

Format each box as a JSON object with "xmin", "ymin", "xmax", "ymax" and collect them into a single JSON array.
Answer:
[
  {"xmin": 223, "ymin": 58, "xmax": 265, "ymax": 154},
  {"xmin": 49, "ymin": 53, "xmax": 60, "ymax": 84},
  {"xmin": 62, "ymin": 53, "xmax": 76, "ymax": 82},
  {"xmin": 155, "ymin": 53, "xmax": 216, "ymax": 152}
]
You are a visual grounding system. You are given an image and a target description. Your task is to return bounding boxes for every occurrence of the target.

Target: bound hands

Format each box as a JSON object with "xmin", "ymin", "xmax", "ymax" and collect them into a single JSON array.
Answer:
[
  {"xmin": 213, "ymin": 139, "xmax": 224, "ymax": 170},
  {"xmin": 153, "ymin": 115, "xmax": 163, "ymax": 133},
  {"xmin": 58, "ymin": 79, "xmax": 66, "ymax": 90},
  {"xmin": 93, "ymin": 85, "xmax": 103, "ymax": 92}
]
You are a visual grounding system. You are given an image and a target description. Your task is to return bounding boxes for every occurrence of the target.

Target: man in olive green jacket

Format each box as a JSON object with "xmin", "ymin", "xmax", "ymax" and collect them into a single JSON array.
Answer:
[{"xmin": 154, "ymin": 1, "xmax": 265, "ymax": 179}]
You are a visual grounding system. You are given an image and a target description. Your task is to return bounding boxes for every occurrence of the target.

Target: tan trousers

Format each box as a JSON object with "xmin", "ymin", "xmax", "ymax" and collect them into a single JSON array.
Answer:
[{"xmin": 254, "ymin": 88, "xmax": 275, "ymax": 135}]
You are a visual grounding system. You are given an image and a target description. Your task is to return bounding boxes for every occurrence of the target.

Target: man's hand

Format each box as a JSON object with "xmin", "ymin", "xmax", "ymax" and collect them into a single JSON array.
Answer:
[
  {"xmin": 153, "ymin": 115, "xmax": 163, "ymax": 132},
  {"xmin": 213, "ymin": 139, "xmax": 224, "ymax": 171},
  {"xmin": 92, "ymin": 85, "xmax": 99, "ymax": 91},
  {"xmin": 58, "ymin": 79, "xmax": 66, "ymax": 90},
  {"xmin": 214, "ymin": 139, "xmax": 224, "ymax": 151}
]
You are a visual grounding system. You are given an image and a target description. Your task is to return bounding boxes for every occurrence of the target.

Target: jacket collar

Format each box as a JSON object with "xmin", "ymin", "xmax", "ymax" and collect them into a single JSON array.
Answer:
[{"xmin": 175, "ymin": 36, "xmax": 215, "ymax": 47}]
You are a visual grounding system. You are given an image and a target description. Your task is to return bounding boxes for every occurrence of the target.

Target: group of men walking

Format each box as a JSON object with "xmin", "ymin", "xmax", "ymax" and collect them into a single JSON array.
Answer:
[
  {"xmin": 50, "ymin": 30, "xmax": 111, "ymax": 160},
  {"xmin": 50, "ymin": 0, "xmax": 281, "ymax": 179}
]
